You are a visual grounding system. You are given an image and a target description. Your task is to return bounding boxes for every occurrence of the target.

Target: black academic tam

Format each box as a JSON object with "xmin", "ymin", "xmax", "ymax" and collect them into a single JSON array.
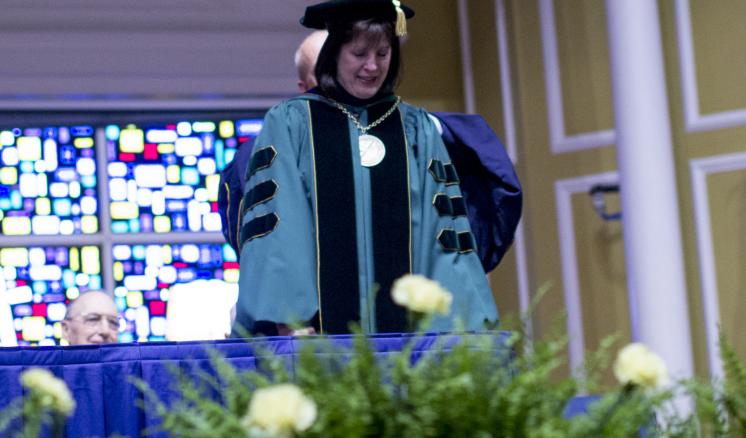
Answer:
[{"xmin": 301, "ymin": 0, "xmax": 415, "ymax": 30}]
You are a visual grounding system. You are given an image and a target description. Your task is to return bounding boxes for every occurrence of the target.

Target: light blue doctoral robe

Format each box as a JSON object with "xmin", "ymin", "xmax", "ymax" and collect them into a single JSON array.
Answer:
[{"xmin": 236, "ymin": 92, "xmax": 498, "ymax": 333}]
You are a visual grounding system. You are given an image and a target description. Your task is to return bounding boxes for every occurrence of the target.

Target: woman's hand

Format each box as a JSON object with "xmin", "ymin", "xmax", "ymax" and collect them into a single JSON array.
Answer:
[{"xmin": 276, "ymin": 324, "xmax": 317, "ymax": 336}]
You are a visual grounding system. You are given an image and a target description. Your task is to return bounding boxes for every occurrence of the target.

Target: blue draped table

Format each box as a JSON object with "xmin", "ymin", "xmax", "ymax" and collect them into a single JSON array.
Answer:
[{"xmin": 0, "ymin": 332, "xmax": 512, "ymax": 438}]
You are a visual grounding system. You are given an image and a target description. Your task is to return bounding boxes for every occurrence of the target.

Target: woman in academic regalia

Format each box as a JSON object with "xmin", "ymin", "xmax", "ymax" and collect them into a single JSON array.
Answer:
[{"xmin": 233, "ymin": 0, "xmax": 499, "ymax": 335}]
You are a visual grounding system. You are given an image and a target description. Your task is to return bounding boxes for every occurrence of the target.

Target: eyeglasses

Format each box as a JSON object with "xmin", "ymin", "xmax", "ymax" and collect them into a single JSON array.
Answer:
[{"xmin": 65, "ymin": 313, "xmax": 121, "ymax": 331}]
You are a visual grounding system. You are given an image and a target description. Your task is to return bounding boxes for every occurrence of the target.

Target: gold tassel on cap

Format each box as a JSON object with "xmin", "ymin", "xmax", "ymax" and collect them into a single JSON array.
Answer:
[{"xmin": 393, "ymin": 0, "xmax": 407, "ymax": 37}]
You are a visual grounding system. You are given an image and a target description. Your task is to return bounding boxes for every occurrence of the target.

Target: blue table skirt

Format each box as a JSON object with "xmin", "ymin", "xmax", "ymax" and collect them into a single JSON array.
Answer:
[{"xmin": 0, "ymin": 332, "xmax": 512, "ymax": 438}]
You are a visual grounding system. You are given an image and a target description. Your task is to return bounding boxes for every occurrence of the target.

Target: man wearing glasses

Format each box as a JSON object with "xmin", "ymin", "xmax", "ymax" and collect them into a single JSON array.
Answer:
[{"xmin": 61, "ymin": 290, "xmax": 120, "ymax": 345}]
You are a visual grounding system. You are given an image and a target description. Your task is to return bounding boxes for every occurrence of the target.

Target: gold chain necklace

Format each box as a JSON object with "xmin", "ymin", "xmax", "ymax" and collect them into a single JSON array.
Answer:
[
  {"xmin": 329, "ymin": 96, "xmax": 402, "ymax": 167},
  {"xmin": 331, "ymin": 96, "xmax": 402, "ymax": 135}
]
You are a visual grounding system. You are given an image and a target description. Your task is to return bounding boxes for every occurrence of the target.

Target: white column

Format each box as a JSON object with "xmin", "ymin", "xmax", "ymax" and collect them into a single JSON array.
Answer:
[
  {"xmin": 457, "ymin": 0, "xmax": 476, "ymax": 114},
  {"xmin": 605, "ymin": 0, "xmax": 694, "ymax": 382}
]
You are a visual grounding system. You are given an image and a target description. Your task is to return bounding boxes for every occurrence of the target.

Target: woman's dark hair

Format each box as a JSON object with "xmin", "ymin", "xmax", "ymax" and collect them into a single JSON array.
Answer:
[{"xmin": 314, "ymin": 18, "xmax": 401, "ymax": 99}]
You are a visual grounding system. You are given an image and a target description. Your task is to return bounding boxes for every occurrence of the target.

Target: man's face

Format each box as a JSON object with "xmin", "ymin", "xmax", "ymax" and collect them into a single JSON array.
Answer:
[
  {"xmin": 61, "ymin": 293, "xmax": 119, "ymax": 345},
  {"xmin": 299, "ymin": 69, "xmax": 318, "ymax": 92}
]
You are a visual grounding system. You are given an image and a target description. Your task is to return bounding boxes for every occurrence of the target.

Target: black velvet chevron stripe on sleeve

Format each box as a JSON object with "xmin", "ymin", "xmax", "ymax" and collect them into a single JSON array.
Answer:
[
  {"xmin": 240, "ymin": 212, "xmax": 279, "ymax": 244},
  {"xmin": 248, "ymin": 146, "xmax": 277, "ymax": 178},
  {"xmin": 428, "ymin": 159, "xmax": 446, "ymax": 182},
  {"xmin": 451, "ymin": 196, "xmax": 467, "ymax": 217},
  {"xmin": 457, "ymin": 231, "xmax": 476, "ymax": 253},
  {"xmin": 444, "ymin": 163, "xmax": 460, "ymax": 185},
  {"xmin": 433, "ymin": 194, "xmax": 453, "ymax": 216},
  {"xmin": 433, "ymin": 194, "xmax": 467, "ymax": 218},
  {"xmin": 245, "ymin": 180, "xmax": 278, "ymax": 211},
  {"xmin": 437, "ymin": 229, "xmax": 476, "ymax": 254}
]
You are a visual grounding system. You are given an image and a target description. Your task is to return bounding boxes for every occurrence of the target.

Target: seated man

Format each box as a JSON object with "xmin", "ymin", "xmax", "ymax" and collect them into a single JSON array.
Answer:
[{"xmin": 61, "ymin": 290, "xmax": 120, "ymax": 345}]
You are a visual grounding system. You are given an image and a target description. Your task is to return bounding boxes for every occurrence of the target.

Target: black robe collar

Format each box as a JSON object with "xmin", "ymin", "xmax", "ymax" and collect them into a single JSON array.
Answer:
[{"xmin": 306, "ymin": 86, "xmax": 395, "ymax": 109}]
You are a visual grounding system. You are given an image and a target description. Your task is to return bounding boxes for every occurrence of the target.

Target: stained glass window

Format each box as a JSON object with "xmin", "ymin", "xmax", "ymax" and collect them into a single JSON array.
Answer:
[
  {"xmin": 0, "ymin": 112, "xmax": 264, "ymax": 346},
  {"xmin": 1, "ymin": 246, "xmax": 102, "ymax": 346},
  {"xmin": 105, "ymin": 119, "xmax": 262, "ymax": 234},
  {"xmin": 0, "ymin": 126, "xmax": 98, "ymax": 236}
]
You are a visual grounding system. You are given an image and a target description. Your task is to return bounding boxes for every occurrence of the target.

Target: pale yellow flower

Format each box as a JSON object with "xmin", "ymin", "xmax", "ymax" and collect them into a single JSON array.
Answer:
[
  {"xmin": 391, "ymin": 274, "xmax": 453, "ymax": 315},
  {"xmin": 613, "ymin": 343, "xmax": 669, "ymax": 391},
  {"xmin": 242, "ymin": 383, "xmax": 317, "ymax": 438},
  {"xmin": 20, "ymin": 368, "xmax": 76, "ymax": 416}
]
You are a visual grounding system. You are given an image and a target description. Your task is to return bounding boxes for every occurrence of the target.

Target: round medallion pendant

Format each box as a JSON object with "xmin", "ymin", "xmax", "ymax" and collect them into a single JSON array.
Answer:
[{"xmin": 358, "ymin": 134, "xmax": 386, "ymax": 167}]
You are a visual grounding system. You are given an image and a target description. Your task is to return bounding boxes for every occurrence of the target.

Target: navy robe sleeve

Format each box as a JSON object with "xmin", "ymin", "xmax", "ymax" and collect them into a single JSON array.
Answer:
[
  {"xmin": 433, "ymin": 112, "xmax": 523, "ymax": 272},
  {"xmin": 217, "ymin": 140, "xmax": 254, "ymax": 254},
  {"xmin": 406, "ymin": 106, "xmax": 499, "ymax": 331}
]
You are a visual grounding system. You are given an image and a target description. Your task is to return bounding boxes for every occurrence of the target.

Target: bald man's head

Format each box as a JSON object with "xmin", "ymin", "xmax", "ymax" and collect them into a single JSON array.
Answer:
[
  {"xmin": 62, "ymin": 291, "xmax": 119, "ymax": 345},
  {"xmin": 295, "ymin": 30, "xmax": 328, "ymax": 92}
]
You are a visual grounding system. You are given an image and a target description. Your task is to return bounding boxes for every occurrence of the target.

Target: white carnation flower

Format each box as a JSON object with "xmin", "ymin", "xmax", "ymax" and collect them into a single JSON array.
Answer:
[
  {"xmin": 613, "ymin": 343, "xmax": 669, "ymax": 391},
  {"xmin": 242, "ymin": 383, "xmax": 317, "ymax": 438},
  {"xmin": 20, "ymin": 368, "xmax": 76, "ymax": 416},
  {"xmin": 391, "ymin": 274, "xmax": 453, "ymax": 315}
]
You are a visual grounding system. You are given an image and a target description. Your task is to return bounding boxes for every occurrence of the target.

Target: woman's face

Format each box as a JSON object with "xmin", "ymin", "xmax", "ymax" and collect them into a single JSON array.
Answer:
[{"xmin": 336, "ymin": 32, "xmax": 391, "ymax": 100}]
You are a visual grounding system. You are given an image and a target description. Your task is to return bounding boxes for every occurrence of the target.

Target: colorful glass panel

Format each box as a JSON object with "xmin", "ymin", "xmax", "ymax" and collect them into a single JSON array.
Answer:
[
  {"xmin": 1, "ymin": 246, "xmax": 103, "ymax": 346},
  {"xmin": 105, "ymin": 119, "xmax": 262, "ymax": 233},
  {"xmin": 112, "ymin": 243, "xmax": 238, "ymax": 342},
  {"xmin": 0, "ymin": 126, "xmax": 98, "ymax": 235}
]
